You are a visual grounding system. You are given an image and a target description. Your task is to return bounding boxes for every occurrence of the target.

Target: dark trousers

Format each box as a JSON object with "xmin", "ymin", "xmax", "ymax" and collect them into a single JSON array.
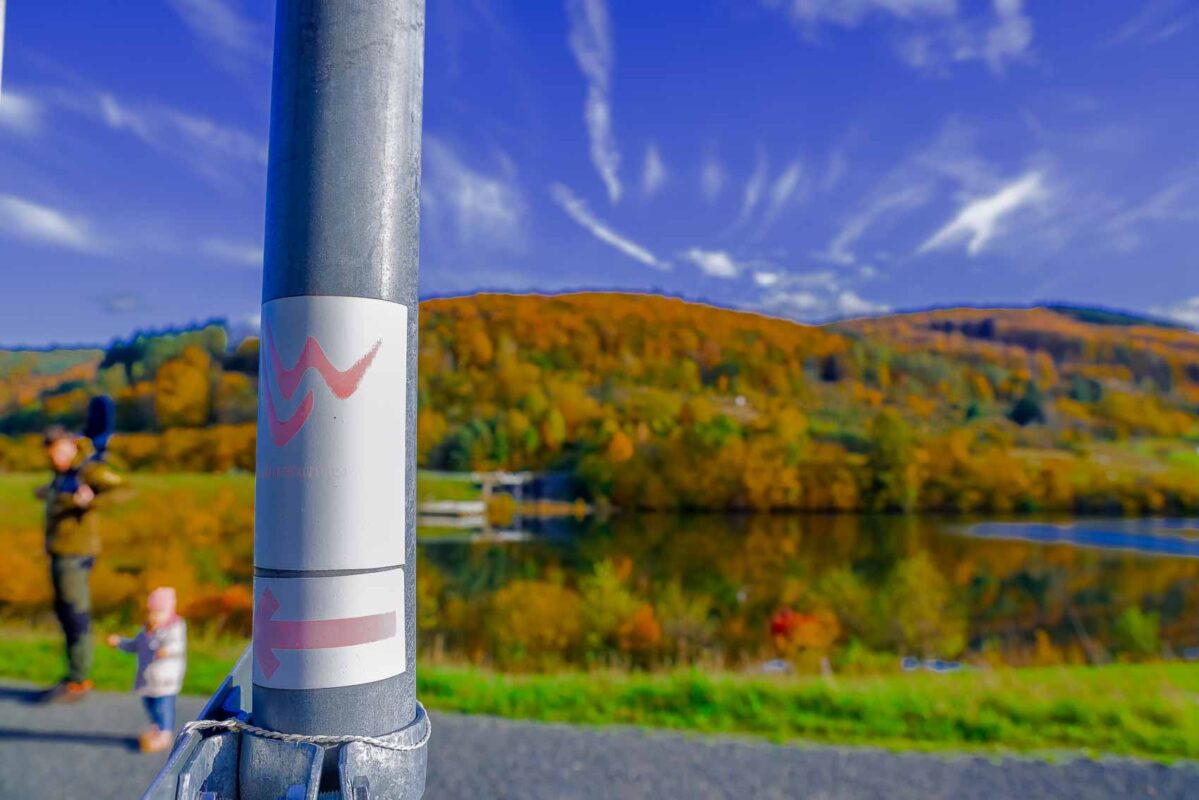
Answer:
[
  {"xmin": 50, "ymin": 555, "xmax": 94, "ymax": 683},
  {"xmin": 142, "ymin": 695, "xmax": 176, "ymax": 731}
]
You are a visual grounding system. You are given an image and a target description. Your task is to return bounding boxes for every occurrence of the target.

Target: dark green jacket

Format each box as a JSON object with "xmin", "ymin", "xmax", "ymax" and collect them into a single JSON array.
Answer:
[{"xmin": 41, "ymin": 458, "xmax": 127, "ymax": 557}]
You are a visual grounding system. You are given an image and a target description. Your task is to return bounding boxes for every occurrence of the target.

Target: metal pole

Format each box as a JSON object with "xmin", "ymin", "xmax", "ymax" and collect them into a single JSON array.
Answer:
[
  {"xmin": 1, "ymin": 0, "xmax": 8, "ymax": 97},
  {"xmin": 254, "ymin": 0, "xmax": 425, "ymax": 745}
]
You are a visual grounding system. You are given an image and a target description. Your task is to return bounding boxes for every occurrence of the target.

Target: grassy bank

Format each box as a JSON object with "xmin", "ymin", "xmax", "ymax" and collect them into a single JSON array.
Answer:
[
  {"xmin": 0, "ymin": 629, "xmax": 241, "ymax": 696},
  {"xmin": 1, "ymin": 630, "xmax": 1197, "ymax": 760},
  {"xmin": 1, "ymin": 470, "xmax": 480, "ymax": 509},
  {"xmin": 420, "ymin": 664, "xmax": 1199, "ymax": 760}
]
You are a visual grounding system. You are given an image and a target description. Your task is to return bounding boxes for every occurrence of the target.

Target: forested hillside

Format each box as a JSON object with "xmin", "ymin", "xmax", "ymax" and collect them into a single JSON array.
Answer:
[{"xmin": 2, "ymin": 293, "xmax": 1198, "ymax": 513}]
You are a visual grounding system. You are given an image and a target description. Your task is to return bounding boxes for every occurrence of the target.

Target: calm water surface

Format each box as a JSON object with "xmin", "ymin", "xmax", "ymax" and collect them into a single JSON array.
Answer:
[{"xmin": 419, "ymin": 514, "xmax": 1199, "ymax": 656}]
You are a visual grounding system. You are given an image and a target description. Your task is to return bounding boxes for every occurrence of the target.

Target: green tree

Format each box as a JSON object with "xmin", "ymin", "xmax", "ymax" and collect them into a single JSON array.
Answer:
[
  {"xmin": 154, "ymin": 347, "xmax": 212, "ymax": 428},
  {"xmin": 541, "ymin": 408, "xmax": 567, "ymax": 453},
  {"xmin": 865, "ymin": 410, "xmax": 920, "ymax": 512},
  {"xmin": 214, "ymin": 372, "xmax": 258, "ymax": 424},
  {"xmin": 579, "ymin": 560, "xmax": 639, "ymax": 656},
  {"xmin": 488, "ymin": 580, "xmax": 582, "ymax": 668},
  {"xmin": 1111, "ymin": 607, "xmax": 1160, "ymax": 660},
  {"xmin": 882, "ymin": 554, "xmax": 965, "ymax": 658},
  {"xmin": 1008, "ymin": 384, "xmax": 1046, "ymax": 426}
]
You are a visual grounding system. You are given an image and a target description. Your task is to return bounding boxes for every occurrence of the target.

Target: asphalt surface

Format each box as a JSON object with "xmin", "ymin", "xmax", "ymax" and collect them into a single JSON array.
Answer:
[{"xmin": 2, "ymin": 681, "xmax": 1198, "ymax": 799}]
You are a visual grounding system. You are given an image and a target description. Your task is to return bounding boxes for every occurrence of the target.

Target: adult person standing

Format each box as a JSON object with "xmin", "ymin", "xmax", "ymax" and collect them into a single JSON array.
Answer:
[{"xmin": 36, "ymin": 424, "xmax": 127, "ymax": 703}]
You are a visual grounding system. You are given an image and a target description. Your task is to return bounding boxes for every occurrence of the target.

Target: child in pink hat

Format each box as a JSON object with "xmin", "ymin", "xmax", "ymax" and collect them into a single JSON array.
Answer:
[{"xmin": 109, "ymin": 587, "xmax": 188, "ymax": 753}]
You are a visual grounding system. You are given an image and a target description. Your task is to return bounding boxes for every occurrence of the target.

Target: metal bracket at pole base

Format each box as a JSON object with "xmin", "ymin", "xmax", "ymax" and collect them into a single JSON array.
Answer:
[
  {"xmin": 338, "ymin": 704, "xmax": 429, "ymax": 800},
  {"xmin": 143, "ymin": 647, "xmax": 429, "ymax": 800}
]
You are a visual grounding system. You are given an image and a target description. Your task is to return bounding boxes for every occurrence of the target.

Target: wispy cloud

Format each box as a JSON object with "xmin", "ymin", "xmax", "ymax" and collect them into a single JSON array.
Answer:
[
  {"xmin": 919, "ymin": 170, "xmax": 1047, "ymax": 256},
  {"xmin": 98, "ymin": 294, "xmax": 147, "ymax": 314},
  {"xmin": 754, "ymin": 264, "xmax": 889, "ymax": 322},
  {"xmin": 57, "ymin": 90, "xmax": 266, "ymax": 186},
  {"xmin": 1107, "ymin": 167, "xmax": 1199, "ymax": 251},
  {"xmin": 759, "ymin": 278, "xmax": 890, "ymax": 321},
  {"xmin": 731, "ymin": 150, "xmax": 808, "ymax": 235},
  {"xmin": 984, "ymin": 0, "xmax": 1034, "ymax": 71},
  {"xmin": 822, "ymin": 148, "xmax": 849, "ymax": 192},
  {"xmin": 97, "ymin": 93, "xmax": 152, "ymax": 140},
  {"xmin": 765, "ymin": 0, "xmax": 1033, "ymax": 74},
  {"xmin": 792, "ymin": 270, "xmax": 841, "ymax": 291},
  {"xmin": 0, "ymin": 194, "xmax": 101, "ymax": 253},
  {"xmin": 551, "ymin": 183, "xmax": 668, "ymax": 270},
  {"xmin": 897, "ymin": 0, "xmax": 1033, "ymax": 75},
  {"xmin": 913, "ymin": 120, "xmax": 999, "ymax": 193},
  {"xmin": 834, "ymin": 289, "xmax": 891, "ymax": 317},
  {"xmin": 825, "ymin": 185, "xmax": 929, "ymax": 265},
  {"xmin": 736, "ymin": 147, "xmax": 769, "ymax": 227},
  {"xmin": 764, "ymin": 291, "xmax": 822, "ymax": 314},
  {"xmin": 203, "ymin": 238, "xmax": 262, "ymax": 267},
  {"xmin": 1153, "ymin": 296, "xmax": 1199, "ymax": 329},
  {"xmin": 1110, "ymin": 0, "xmax": 1199, "ymax": 45},
  {"xmin": 166, "ymin": 0, "xmax": 270, "ymax": 72},
  {"xmin": 758, "ymin": 159, "xmax": 806, "ymax": 233},
  {"xmin": 701, "ymin": 151, "xmax": 726, "ymax": 204},
  {"xmin": 424, "ymin": 138, "xmax": 527, "ymax": 252},
  {"xmin": 167, "ymin": 110, "xmax": 265, "ymax": 164},
  {"xmin": 642, "ymin": 143, "xmax": 667, "ymax": 197},
  {"xmin": 0, "ymin": 91, "xmax": 43, "ymax": 136},
  {"xmin": 820, "ymin": 119, "xmax": 1000, "ymax": 265},
  {"xmin": 682, "ymin": 248, "xmax": 741, "ymax": 279},
  {"xmin": 566, "ymin": 0, "xmax": 622, "ymax": 203},
  {"xmin": 764, "ymin": 0, "xmax": 954, "ymax": 27}
]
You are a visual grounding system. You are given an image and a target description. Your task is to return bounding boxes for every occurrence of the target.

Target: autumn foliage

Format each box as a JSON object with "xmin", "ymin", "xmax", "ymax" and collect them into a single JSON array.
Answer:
[{"xmin": 1, "ymin": 294, "xmax": 1197, "ymax": 516}]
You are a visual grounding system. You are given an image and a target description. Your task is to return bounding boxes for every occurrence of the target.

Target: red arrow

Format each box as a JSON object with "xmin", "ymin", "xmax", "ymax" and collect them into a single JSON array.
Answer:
[{"xmin": 254, "ymin": 587, "xmax": 398, "ymax": 679}]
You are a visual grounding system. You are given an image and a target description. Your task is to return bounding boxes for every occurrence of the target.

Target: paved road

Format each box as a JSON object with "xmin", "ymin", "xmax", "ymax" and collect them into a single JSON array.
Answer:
[{"xmin": 2, "ymin": 682, "xmax": 1198, "ymax": 799}]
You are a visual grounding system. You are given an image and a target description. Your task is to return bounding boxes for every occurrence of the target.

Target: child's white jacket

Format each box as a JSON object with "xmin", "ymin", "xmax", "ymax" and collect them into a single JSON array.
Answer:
[{"xmin": 117, "ymin": 619, "xmax": 187, "ymax": 697}]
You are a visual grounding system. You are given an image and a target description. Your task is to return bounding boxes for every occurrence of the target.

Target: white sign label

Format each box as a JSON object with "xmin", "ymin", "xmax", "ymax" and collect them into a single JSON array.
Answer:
[
  {"xmin": 255, "ymin": 296, "xmax": 408, "ymax": 571},
  {"xmin": 253, "ymin": 571, "xmax": 406, "ymax": 689}
]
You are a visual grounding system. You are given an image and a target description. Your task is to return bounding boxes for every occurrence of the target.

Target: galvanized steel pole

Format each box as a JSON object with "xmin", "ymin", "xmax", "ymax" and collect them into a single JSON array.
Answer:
[
  {"xmin": 0, "ymin": 0, "xmax": 8, "ymax": 96},
  {"xmin": 253, "ymin": 0, "xmax": 425, "ymax": 747}
]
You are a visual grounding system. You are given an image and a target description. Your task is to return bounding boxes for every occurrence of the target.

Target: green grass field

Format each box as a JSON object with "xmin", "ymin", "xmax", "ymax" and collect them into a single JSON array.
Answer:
[
  {"xmin": 416, "ymin": 471, "xmax": 483, "ymax": 503},
  {"xmin": 0, "ymin": 630, "xmax": 1196, "ymax": 760},
  {"xmin": 1, "ymin": 469, "xmax": 480, "ymax": 515}
]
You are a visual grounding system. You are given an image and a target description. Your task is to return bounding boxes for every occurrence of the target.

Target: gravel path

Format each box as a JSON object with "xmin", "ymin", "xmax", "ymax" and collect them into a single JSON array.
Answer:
[{"xmin": 2, "ymin": 681, "xmax": 1197, "ymax": 799}]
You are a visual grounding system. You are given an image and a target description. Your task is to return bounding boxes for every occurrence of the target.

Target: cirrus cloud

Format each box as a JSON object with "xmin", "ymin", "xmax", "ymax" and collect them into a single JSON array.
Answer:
[
  {"xmin": 567, "ymin": 0, "xmax": 622, "ymax": 203},
  {"xmin": 0, "ymin": 92, "xmax": 43, "ymax": 136},
  {"xmin": 0, "ymin": 194, "xmax": 101, "ymax": 253},
  {"xmin": 642, "ymin": 143, "xmax": 667, "ymax": 197},
  {"xmin": 763, "ymin": 0, "xmax": 1033, "ymax": 74},
  {"xmin": 918, "ymin": 170, "xmax": 1047, "ymax": 256},
  {"xmin": 203, "ymin": 238, "xmax": 262, "ymax": 267},
  {"xmin": 424, "ymin": 138, "xmax": 528, "ymax": 253},
  {"xmin": 551, "ymin": 183, "xmax": 668, "ymax": 270}
]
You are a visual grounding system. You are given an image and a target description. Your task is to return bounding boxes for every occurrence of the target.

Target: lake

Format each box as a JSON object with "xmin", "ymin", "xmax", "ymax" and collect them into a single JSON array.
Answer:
[{"xmin": 418, "ymin": 514, "xmax": 1199, "ymax": 666}]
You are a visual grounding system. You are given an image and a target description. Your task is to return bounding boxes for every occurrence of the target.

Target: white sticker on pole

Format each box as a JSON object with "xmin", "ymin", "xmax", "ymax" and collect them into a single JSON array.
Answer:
[
  {"xmin": 253, "ymin": 571, "xmax": 406, "ymax": 689},
  {"xmin": 255, "ymin": 295, "xmax": 407, "ymax": 571}
]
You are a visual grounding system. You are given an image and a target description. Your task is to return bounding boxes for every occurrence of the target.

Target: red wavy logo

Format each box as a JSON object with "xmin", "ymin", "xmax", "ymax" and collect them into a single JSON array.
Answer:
[{"xmin": 263, "ymin": 324, "xmax": 382, "ymax": 447}]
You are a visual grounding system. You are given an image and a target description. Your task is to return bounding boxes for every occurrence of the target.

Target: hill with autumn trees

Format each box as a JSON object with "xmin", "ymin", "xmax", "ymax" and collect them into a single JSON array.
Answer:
[{"xmin": 2, "ymin": 293, "xmax": 1198, "ymax": 514}]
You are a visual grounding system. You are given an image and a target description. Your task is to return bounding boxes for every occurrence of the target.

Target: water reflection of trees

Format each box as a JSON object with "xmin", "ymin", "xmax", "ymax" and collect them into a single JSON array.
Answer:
[{"xmin": 418, "ymin": 515, "xmax": 1199, "ymax": 670}]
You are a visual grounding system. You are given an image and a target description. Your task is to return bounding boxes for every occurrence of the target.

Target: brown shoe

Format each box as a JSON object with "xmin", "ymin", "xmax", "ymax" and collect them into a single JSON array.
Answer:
[
  {"xmin": 139, "ymin": 728, "xmax": 173, "ymax": 754},
  {"xmin": 41, "ymin": 680, "xmax": 94, "ymax": 704}
]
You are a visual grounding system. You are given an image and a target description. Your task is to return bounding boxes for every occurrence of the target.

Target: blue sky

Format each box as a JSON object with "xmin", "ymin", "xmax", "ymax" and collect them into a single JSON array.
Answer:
[{"xmin": 1, "ymin": 0, "xmax": 1197, "ymax": 346}]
